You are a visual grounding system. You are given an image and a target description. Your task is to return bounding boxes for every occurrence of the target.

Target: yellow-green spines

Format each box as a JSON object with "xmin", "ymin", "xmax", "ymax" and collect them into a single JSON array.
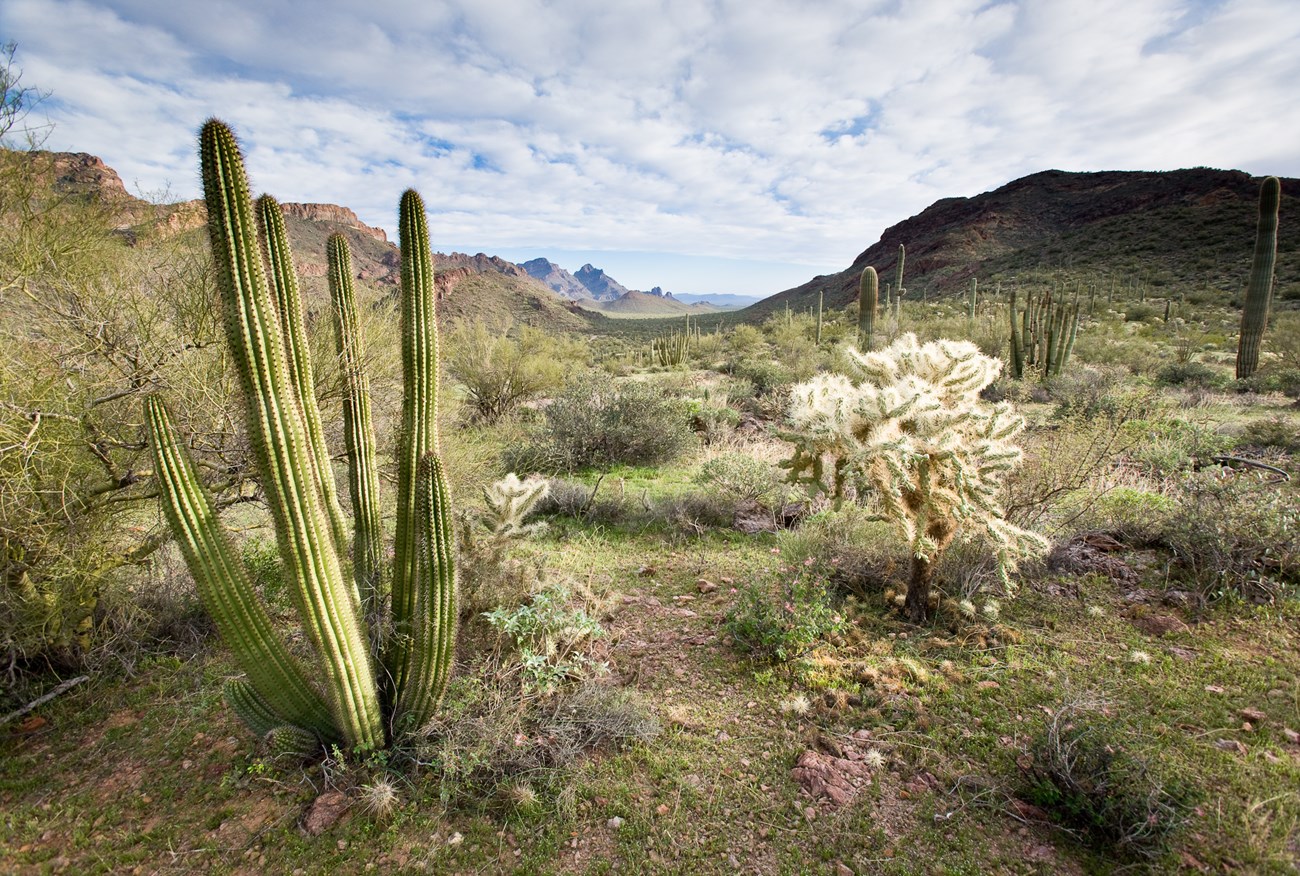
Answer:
[
  {"xmin": 858, "ymin": 266, "xmax": 878, "ymax": 352},
  {"xmin": 199, "ymin": 119, "xmax": 382, "ymax": 751},
  {"xmin": 390, "ymin": 189, "xmax": 441, "ymax": 697},
  {"xmin": 327, "ymin": 234, "xmax": 385, "ymax": 635},
  {"xmin": 146, "ymin": 397, "xmax": 335, "ymax": 739},
  {"xmin": 1236, "ymin": 176, "xmax": 1280, "ymax": 379},
  {"xmin": 257, "ymin": 194, "xmax": 351, "ymax": 556},
  {"xmin": 395, "ymin": 452, "xmax": 458, "ymax": 730}
]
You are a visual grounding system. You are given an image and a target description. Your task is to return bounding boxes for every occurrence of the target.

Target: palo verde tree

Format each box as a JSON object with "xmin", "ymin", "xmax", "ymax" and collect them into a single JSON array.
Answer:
[
  {"xmin": 783, "ymin": 333, "xmax": 1046, "ymax": 622},
  {"xmin": 145, "ymin": 119, "xmax": 455, "ymax": 752}
]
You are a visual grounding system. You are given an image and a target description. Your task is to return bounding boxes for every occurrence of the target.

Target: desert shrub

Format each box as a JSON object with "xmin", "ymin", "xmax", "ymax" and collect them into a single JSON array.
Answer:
[
  {"xmin": 731, "ymin": 358, "xmax": 796, "ymax": 396},
  {"xmin": 696, "ymin": 452, "xmax": 790, "ymax": 508},
  {"xmin": 1020, "ymin": 703, "xmax": 1193, "ymax": 861},
  {"xmin": 1079, "ymin": 486, "xmax": 1177, "ymax": 544},
  {"xmin": 726, "ymin": 323, "xmax": 765, "ymax": 356},
  {"xmin": 1122, "ymin": 417, "xmax": 1234, "ymax": 477},
  {"xmin": 1241, "ymin": 415, "xmax": 1300, "ymax": 451},
  {"xmin": 1162, "ymin": 472, "xmax": 1299, "ymax": 603},
  {"xmin": 1045, "ymin": 366, "xmax": 1141, "ymax": 421},
  {"xmin": 415, "ymin": 674, "xmax": 657, "ymax": 811},
  {"xmin": 483, "ymin": 580, "xmax": 609, "ymax": 695},
  {"xmin": 1155, "ymin": 361, "xmax": 1227, "ymax": 389},
  {"xmin": 654, "ymin": 491, "xmax": 738, "ymax": 534},
  {"xmin": 724, "ymin": 566, "xmax": 845, "ymax": 664},
  {"xmin": 1124, "ymin": 303, "xmax": 1159, "ymax": 322},
  {"xmin": 778, "ymin": 506, "xmax": 907, "ymax": 597},
  {"xmin": 446, "ymin": 323, "xmax": 579, "ymax": 423},
  {"xmin": 686, "ymin": 398, "xmax": 741, "ymax": 446},
  {"xmin": 504, "ymin": 372, "xmax": 696, "ymax": 473},
  {"xmin": 1238, "ymin": 366, "xmax": 1300, "ymax": 398}
]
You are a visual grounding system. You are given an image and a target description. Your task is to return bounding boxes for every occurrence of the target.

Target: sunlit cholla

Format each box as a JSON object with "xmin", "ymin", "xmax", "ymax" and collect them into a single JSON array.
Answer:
[
  {"xmin": 483, "ymin": 473, "xmax": 551, "ymax": 539},
  {"xmin": 785, "ymin": 333, "xmax": 1047, "ymax": 622}
]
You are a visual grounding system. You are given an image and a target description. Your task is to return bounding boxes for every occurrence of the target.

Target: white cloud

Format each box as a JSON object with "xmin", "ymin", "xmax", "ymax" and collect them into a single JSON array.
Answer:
[{"xmin": 2, "ymin": 0, "xmax": 1298, "ymax": 294}]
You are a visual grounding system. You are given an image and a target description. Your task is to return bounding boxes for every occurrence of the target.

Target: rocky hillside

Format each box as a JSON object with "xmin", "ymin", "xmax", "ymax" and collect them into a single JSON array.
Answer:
[
  {"xmin": 519, "ymin": 257, "xmax": 588, "ymax": 299},
  {"xmin": 16, "ymin": 149, "xmax": 594, "ymax": 333},
  {"xmin": 574, "ymin": 263, "xmax": 631, "ymax": 301},
  {"xmin": 750, "ymin": 168, "xmax": 1300, "ymax": 316}
]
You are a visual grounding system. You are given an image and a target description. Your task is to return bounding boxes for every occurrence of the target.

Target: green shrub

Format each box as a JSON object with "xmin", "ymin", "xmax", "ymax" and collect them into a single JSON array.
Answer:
[
  {"xmin": 505, "ymin": 372, "xmax": 696, "ymax": 474},
  {"xmin": 1155, "ymin": 361, "xmax": 1227, "ymax": 389},
  {"xmin": 1243, "ymin": 415, "xmax": 1300, "ymax": 451},
  {"xmin": 446, "ymin": 323, "xmax": 580, "ymax": 423},
  {"xmin": 1122, "ymin": 417, "xmax": 1234, "ymax": 477},
  {"xmin": 1163, "ymin": 472, "xmax": 1299, "ymax": 603},
  {"xmin": 483, "ymin": 581, "xmax": 609, "ymax": 695},
  {"xmin": 724, "ymin": 567, "xmax": 845, "ymax": 664},
  {"xmin": 696, "ymin": 453, "xmax": 790, "ymax": 509},
  {"xmin": 1021, "ymin": 705, "xmax": 1192, "ymax": 861},
  {"xmin": 730, "ymin": 358, "xmax": 796, "ymax": 397}
]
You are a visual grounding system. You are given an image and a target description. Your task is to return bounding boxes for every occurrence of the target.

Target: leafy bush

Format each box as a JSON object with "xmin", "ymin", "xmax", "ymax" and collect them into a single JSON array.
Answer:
[
  {"xmin": 1162, "ymin": 472, "xmax": 1299, "ymax": 603},
  {"xmin": 1021, "ymin": 704, "xmax": 1192, "ymax": 861},
  {"xmin": 730, "ymin": 358, "xmax": 796, "ymax": 397},
  {"xmin": 505, "ymin": 372, "xmax": 696, "ymax": 473},
  {"xmin": 1242, "ymin": 415, "xmax": 1300, "ymax": 451},
  {"xmin": 1122, "ymin": 417, "xmax": 1234, "ymax": 477},
  {"xmin": 446, "ymin": 323, "xmax": 579, "ymax": 423},
  {"xmin": 1155, "ymin": 361, "xmax": 1226, "ymax": 389},
  {"xmin": 696, "ymin": 452, "xmax": 791, "ymax": 509},
  {"xmin": 725, "ymin": 566, "xmax": 845, "ymax": 664},
  {"xmin": 483, "ymin": 581, "xmax": 609, "ymax": 694}
]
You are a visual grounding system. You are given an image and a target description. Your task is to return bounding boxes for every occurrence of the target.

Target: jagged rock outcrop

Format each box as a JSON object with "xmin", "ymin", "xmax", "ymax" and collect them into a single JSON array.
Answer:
[
  {"xmin": 574, "ymin": 263, "xmax": 631, "ymax": 301},
  {"xmin": 280, "ymin": 203, "xmax": 388, "ymax": 243},
  {"xmin": 519, "ymin": 257, "xmax": 590, "ymax": 299}
]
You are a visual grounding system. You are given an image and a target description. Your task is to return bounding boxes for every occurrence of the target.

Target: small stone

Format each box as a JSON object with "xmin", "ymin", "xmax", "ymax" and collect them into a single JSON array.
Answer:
[
  {"xmin": 717, "ymin": 731, "xmax": 731, "ymax": 742},
  {"xmin": 446, "ymin": 832, "xmax": 463, "ymax": 846},
  {"xmin": 976, "ymin": 680, "xmax": 1000, "ymax": 691},
  {"xmin": 1239, "ymin": 708, "xmax": 1267, "ymax": 724},
  {"xmin": 337, "ymin": 840, "xmax": 348, "ymax": 850},
  {"xmin": 835, "ymin": 863, "xmax": 855, "ymax": 876},
  {"xmin": 656, "ymin": 803, "xmax": 670, "ymax": 815},
  {"xmin": 697, "ymin": 580, "xmax": 718, "ymax": 593},
  {"xmin": 1282, "ymin": 728, "xmax": 1299, "ymax": 745},
  {"xmin": 804, "ymin": 806, "xmax": 817, "ymax": 821},
  {"xmin": 607, "ymin": 816, "xmax": 625, "ymax": 829}
]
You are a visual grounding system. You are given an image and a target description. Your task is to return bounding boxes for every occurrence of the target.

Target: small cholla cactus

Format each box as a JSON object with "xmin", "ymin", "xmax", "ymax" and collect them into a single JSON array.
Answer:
[
  {"xmin": 783, "ymin": 333, "xmax": 1047, "ymax": 622},
  {"xmin": 482, "ymin": 473, "xmax": 551, "ymax": 539},
  {"xmin": 864, "ymin": 748, "xmax": 886, "ymax": 769},
  {"xmin": 958, "ymin": 599, "xmax": 977, "ymax": 620},
  {"xmin": 981, "ymin": 600, "xmax": 1001, "ymax": 622}
]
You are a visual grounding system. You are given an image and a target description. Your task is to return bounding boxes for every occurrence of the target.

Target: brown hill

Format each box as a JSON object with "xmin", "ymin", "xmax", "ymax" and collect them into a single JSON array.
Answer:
[
  {"xmin": 586, "ymin": 289, "xmax": 723, "ymax": 317},
  {"xmin": 750, "ymin": 168, "xmax": 1300, "ymax": 316},
  {"xmin": 15, "ymin": 148, "xmax": 594, "ymax": 333}
]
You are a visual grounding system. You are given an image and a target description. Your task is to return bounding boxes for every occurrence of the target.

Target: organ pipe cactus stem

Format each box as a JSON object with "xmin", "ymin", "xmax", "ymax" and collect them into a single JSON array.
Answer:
[
  {"xmin": 388, "ymin": 189, "xmax": 441, "ymax": 698},
  {"xmin": 1236, "ymin": 176, "xmax": 1281, "ymax": 379},
  {"xmin": 146, "ymin": 397, "xmax": 337, "ymax": 741},
  {"xmin": 199, "ymin": 119, "xmax": 382, "ymax": 751},
  {"xmin": 147, "ymin": 119, "xmax": 457, "ymax": 754},
  {"xmin": 327, "ymin": 234, "xmax": 385, "ymax": 636},
  {"xmin": 256, "ymin": 195, "xmax": 351, "ymax": 560},
  {"xmin": 858, "ymin": 266, "xmax": 878, "ymax": 352}
]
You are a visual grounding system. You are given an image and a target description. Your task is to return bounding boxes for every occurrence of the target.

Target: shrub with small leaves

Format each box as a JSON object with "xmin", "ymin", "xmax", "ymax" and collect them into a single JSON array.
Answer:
[
  {"xmin": 724, "ymin": 567, "xmax": 845, "ymax": 664},
  {"xmin": 483, "ymin": 582, "xmax": 609, "ymax": 694}
]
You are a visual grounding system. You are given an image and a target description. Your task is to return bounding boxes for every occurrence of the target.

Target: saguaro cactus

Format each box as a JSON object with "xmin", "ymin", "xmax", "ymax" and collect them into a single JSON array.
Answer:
[
  {"xmin": 858, "ymin": 266, "xmax": 878, "ymax": 352},
  {"xmin": 145, "ymin": 119, "xmax": 457, "ymax": 752},
  {"xmin": 1236, "ymin": 176, "xmax": 1281, "ymax": 379}
]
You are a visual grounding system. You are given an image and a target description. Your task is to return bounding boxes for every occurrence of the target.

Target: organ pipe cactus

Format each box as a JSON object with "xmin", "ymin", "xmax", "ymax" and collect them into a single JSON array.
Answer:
[
  {"xmin": 858, "ymin": 266, "xmax": 878, "ymax": 351},
  {"xmin": 1236, "ymin": 176, "xmax": 1280, "ymax": 379},
  {"xmin": 894, "ymin": 244, "xmax": 905, "ymax": 301},
  {"xmin": 145, "ymin": 119, "xmax": 456, "ymax": 752}
]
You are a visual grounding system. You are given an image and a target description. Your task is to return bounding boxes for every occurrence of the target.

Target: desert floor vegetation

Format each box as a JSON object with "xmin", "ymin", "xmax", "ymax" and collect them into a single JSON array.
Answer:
[{"xmin": 3, "ymin": 125, "xmax": 1299, "ymax": 873}]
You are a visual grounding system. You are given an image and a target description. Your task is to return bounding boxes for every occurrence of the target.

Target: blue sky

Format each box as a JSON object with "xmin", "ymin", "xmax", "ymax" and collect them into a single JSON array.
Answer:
[{"xmin": 3, "ymin": 0, "xmax": 1298, "ymax": 296}]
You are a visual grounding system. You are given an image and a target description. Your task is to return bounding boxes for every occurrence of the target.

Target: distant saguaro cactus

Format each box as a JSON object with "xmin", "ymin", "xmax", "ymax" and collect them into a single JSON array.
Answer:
[
  {"xmin": 894, "ymin": 244, "xmax": 906, "ymax": 300},
  {"xmin": 145, "ymin": 119, "xmax": 457, "ymax": 752},
  {"xmin": 1236, "ymin": 176, "xmax": 1281, "ymax": 379},
  {"xmin": 858, "ymin": 266, "xmax": 878, "ymax": 352}
]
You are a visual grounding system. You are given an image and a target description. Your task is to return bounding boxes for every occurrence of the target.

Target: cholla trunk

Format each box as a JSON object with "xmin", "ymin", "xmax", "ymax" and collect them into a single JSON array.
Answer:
[{"xmin": 904, "ymin": 555, "xmax": 933, "ymax": 624}]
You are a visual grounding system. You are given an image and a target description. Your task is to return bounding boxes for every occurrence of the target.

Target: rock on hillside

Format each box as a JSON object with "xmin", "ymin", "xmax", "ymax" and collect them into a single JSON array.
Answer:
[
  {"xmin": 519, "ymin": 257, "xmax": 590, "ymax": 299},
  {"xmin": 752, "ymin": 167, "xmax": 1300, "ymax": 315},
  {"xmin": 574, "ymin": 263, "xmax": 631, "ymax": 301},
  {"xmin": 12, "ymin": 149, "xmax": 594, "ymax": 334}
]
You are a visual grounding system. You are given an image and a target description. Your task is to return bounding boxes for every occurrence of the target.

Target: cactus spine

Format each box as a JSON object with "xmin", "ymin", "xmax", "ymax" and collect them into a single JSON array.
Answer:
[
  {"xmin": 858, "ymin": 266, "xmax": 878, "ymax": 352},
  {"xmin": 146, "ymin": 119, "xmax": 455, "ymax": 752},
  {"xmin": 1236, "ymin": 176, "xmax": 1280, "ymax": 379}
]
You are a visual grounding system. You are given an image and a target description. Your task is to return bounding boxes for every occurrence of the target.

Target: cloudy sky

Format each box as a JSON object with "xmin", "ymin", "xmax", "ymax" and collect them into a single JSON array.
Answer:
[{"xmin": 3, "ymin": 0, "xmax": 1298, "ymax": 296}]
